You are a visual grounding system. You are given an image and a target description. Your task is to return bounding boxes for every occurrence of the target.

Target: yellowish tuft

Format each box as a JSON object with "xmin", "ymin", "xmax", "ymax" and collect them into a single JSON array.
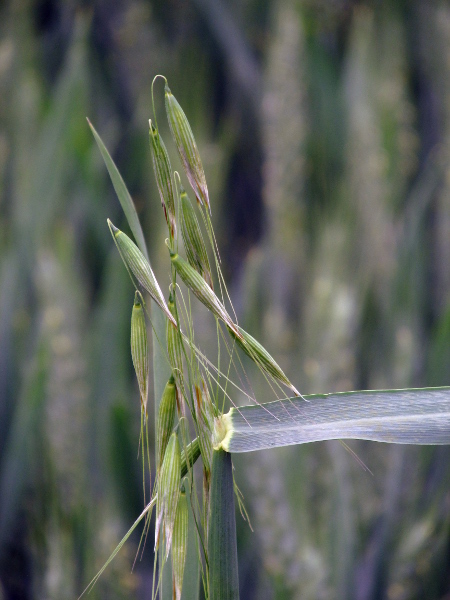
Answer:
[{"xmin": 212, "ymin": 411, "xmax": 232, "ymax": 451}]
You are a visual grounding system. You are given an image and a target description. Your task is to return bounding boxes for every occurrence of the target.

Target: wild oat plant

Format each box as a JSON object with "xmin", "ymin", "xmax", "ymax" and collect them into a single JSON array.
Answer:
[{"xmin": 84, "ymin": 77, "xmax": 450, "ymax": 600}]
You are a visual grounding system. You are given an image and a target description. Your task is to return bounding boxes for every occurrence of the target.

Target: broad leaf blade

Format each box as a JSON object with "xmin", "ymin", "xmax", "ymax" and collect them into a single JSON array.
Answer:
[
  {"xmin": 88, "ymin": 119, "xmax": 149, "ymax": 259},
  {"xmin": 219, "ymin": 387, "xmax": 450, "ymax": 452}
]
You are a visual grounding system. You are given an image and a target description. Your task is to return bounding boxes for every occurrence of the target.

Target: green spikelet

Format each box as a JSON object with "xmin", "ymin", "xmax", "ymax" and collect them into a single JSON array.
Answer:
[
  {"xmin": 108, "ymin": 219, "xmax": 176, "ymax": 326},
  {"xmin": 169, "ymin": 250, "xmax": 241, "ymax": 339},
  {"xmin": 228, "ymin": 325, "xmax": 301, "ymax": 396},
  {"xmin": 155, "ymin": 432, "xmax": 181, "ymax": 557},
  {"xmin": 193, "ymin": 381, "xmax": 214, "ymax": 475},
  {"xmin": 181, "ymin": 437, "xmax": 201, "ymax": 477},
  {"xmin": 165, "ymin": 83, "xmax": 210, "ymax": 211},
  {"xmin": 172, "ymin": 488, "xmax": 189, "ymax": 600},
  {"xmin": 131, "ymin": 291, "xmax": 149, "ymax": 415},
  {"xmin": 194, "ymin": 380, "xmax": 215, "ymax": 542},
  {"xmin": 180, "ymin": 184, "xmax": 213, "ymax": 289},
  {"xmin": 166, "ymin": 291, "xmax": 185, "ymax": 395},
  {"xmin": 149, "ymin": 120, "xmax": 177, "ymax": 241},
  {"xmin": 156, "ymin": 376, "xmax": 177, "ymax": 474}
]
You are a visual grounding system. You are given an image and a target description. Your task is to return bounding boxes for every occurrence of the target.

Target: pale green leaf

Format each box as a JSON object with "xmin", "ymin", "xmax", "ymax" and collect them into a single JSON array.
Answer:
[{"xmin": 217, "ymin": 387, "xmax": 450, "ymax": 453}]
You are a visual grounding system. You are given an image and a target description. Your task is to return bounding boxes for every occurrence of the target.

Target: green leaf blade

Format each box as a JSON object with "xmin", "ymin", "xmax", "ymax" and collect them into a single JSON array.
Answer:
[
  {"xmin": 219, "ymin": 387, "xmax": 450, "ymax": 452},
  {"xmin": 87, "ymin": 118, "xmax": 149, "ymax": 259}
]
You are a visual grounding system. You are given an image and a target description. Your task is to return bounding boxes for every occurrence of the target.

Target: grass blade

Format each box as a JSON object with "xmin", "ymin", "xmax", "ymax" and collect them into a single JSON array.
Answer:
[
  {"xmin": 88, "ymin": 119, "xmax": 149, "ymax": 259},
  {"xmin": 216, "ymin": 387, "xmax": 450, "ymax": 452},
  {"xmin": 79, "ymin": 497, "xmax": 156, "ymax": 598}
]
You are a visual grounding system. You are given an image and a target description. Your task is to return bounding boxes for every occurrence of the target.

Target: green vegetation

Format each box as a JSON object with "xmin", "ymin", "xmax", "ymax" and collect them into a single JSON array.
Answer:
[
  {"xmin": 87, "ymin": 78, "xmax": 449, "ymax": 600},
  {"xmin": 1, "ymin": 2, "xmax": 450, "ymax": 599}
]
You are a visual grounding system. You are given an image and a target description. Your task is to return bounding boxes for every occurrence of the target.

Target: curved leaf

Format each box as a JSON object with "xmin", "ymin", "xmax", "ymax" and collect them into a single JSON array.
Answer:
[{"xmin": 216, "ymin": 387, "xmax": 450, "ymax": 453}]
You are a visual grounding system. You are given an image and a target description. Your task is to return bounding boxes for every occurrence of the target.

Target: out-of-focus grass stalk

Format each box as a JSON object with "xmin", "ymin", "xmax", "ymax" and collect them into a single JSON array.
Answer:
[
  {"xmin": 238, "ymin": 3, "xmax": 309, "ymax": 594},
  {"xmin": 0, "ymin": 343, "xmax": 48, "ymax": 553},
  {"xmin": 0, "ymin": 14, "xmax": 105, "ymax": 596},
  {"xmin": 301, "ymin": 221, "xmax": 360, "ymax": 597}
]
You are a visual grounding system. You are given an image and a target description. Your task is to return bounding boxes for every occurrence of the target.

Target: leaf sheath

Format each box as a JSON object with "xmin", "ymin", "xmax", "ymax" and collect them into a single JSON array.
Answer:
[{"xmin": 208, "ymin": 449, "xmax": 240, "ymax": 600}]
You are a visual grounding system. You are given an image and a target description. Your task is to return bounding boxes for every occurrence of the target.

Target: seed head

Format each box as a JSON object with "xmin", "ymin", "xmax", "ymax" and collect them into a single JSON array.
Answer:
[
  {"xmin": 180, "ymin": 185, "xmax": 213, "ymax": 289},
  {"xmin": 166, "ymin": 291, "xmax": 185, "ymax": 396},
  {"xmin": 172, "ymin": 489, "xmax": 188, "ymax": 600},
  {"xmin": 169, "ymin": 249, "xmax": 241, "ymax": 338},
  {"xmin": 181, "ymin": 437, "xmax": 201, "ymax": 477},
  {"xmin": 149, "ymin": 121, "xmax": 176, "ymax": 241},
  {"xmin": 165, "ymin": 83, "xmax": 210, "ymax": 211},
  {"xmin": 193, "ymin": 381, "xmax": 214, "ymax": 474},
  {"xmin": 157, "ymin": 376, "xmax": 177, "ymax": 474},
  {"xmin": 131, "ymin": 291, "xmax": 149, "ymax": 415},
  {"xmin": 229, "ymin": 325, "xmax": 301, "ymax": 396},
  {"xmin": 155, "ymin": 432, "xmax": 181, "ymax": 557},
  {"xmin": 108, "ymin": 219, "xmax": 176, "ymax": 326}
]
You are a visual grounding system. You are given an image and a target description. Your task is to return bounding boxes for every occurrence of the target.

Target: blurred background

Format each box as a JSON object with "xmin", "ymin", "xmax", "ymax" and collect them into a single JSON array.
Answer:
[{"xmin": 1, "ymin": 0, "xmax": 450, "ymax": 598}]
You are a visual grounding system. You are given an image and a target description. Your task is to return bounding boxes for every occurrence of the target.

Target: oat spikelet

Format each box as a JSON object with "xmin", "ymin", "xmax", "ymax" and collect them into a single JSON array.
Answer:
[
  {"xmin": 181, "ymin": 438, "xmax": 201, "ymax": 477},
  {"xmin": 180, "ymin": 184, "xmax": 213, "ymax": 289},
  {"xmin": 166, "ymin": 291, "xmax": 185, "ymax": 397},
  {"xmin": 172, "ymin": 490, "xmax": 189, "ymax": 600},
  {"xmin": 131, "ymin": 291, "xmax": 149, "ymax": 415},
  {"xmin": 156, "ymin": 376, "xmax": 177, "ymax": 474},
  {"xmin": 149, "ymin": 120, "xmax": 177, "ymax": 241},
  {"xmin": 169, "ymin": 249, "xmax": 241, "ymax": 339},
  {"xmin": 228, "ymin": 325, "xmax": 301, "ymax": 396},
  {"xmin": 155, "ymin": 432, "xmax": 181, "ymax": 557},
  {"xmin": 165, "ymin": 83, "xmax": 210, "ymax": 211},
  {"xmin": 193, "ymin": 380, "xmax": 214, "ymax": 475},
  {"xmin": 108, "ymin": 219, "xmax": 176, "ymax": 326}
]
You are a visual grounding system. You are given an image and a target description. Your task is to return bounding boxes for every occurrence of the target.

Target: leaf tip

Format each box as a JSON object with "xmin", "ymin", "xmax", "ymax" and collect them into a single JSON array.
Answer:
[{"xmin": 107, "ymin": 218, "xmax": 119, "ymax": 236}]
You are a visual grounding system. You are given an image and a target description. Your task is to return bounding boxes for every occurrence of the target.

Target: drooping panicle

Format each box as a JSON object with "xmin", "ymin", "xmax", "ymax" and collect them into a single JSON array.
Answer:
[
  {"xmin": 131, "ymin": 291, "xmax": 149, "ymax": 415},
  {"xmin": 169, "ymin": 249, "xmax": 241, "ymax": 339},
  {"xmin": 165, "ymin": 83, "xmax": 210, "ymax": 211},
  {"xmin": 228, "ymin": 324, "xmax": 301, "ymax": 396},
  {"xmin": 149, "ymin": 120, "xmax": 177, "ymax": 241},
  {"xmin": 180, "ymin": 184, "xmax": 213, "ymax": 289},
  {"xmin": 108, "ymin": 219, "xmax": 176, "ymax": 326}
]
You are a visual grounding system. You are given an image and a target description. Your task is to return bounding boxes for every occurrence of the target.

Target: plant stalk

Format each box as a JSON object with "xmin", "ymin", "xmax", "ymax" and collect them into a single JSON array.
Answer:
[{"xmin": 208, "ymin": 449, "xmax": 239, "ymax": 600}]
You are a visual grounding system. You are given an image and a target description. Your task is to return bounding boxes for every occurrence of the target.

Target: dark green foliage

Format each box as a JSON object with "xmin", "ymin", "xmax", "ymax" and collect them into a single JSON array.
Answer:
[{"xmin": 208, "ymin": 450, "xmax": 240, "ymax": 600}]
